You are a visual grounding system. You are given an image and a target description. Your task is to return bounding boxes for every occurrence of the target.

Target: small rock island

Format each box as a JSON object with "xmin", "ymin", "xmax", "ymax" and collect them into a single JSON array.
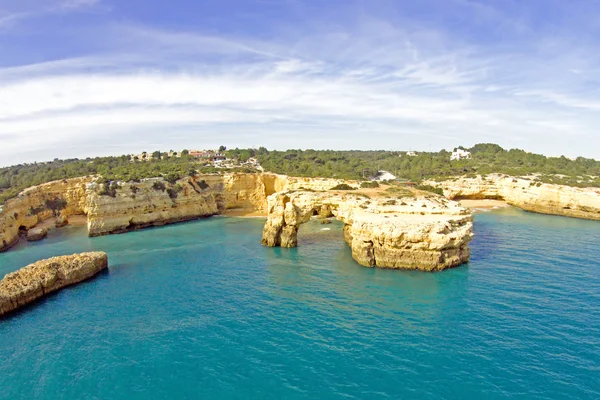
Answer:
[
  {"xmin": 0, "ymin": 252, "xmax": 108, "ymax": 317},
  {"xmin": 262, "ymin": 191, "xmax": 473, "ymax": 271}
]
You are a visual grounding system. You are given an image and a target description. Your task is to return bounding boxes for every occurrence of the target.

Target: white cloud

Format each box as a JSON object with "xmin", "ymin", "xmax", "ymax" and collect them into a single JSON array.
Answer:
[
  {"xmin": 0, "ymin": 0, "xmax": 101, "ymax": 33},
  {"xmin": 60, "ymin": 0, "xmax": 99, "ymax": 9},
  {"xmin": 0, "ymin": 11, "xmax": 31, "ymax": 29},
  {"xmin": 2, "ymin": 6, "xmax": 600, "ymax": 165}
]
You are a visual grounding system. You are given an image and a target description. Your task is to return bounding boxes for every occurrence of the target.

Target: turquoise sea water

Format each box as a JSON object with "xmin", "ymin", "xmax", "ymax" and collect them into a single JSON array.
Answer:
[{"xmin": 0, "ymin": 208, "xmax": 599, "ymax": 399}]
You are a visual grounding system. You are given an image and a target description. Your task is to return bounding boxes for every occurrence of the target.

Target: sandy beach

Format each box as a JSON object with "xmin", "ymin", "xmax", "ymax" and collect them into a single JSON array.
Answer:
[
  {"xmin": 458, "ymin": 199, "xmax": 510, "ymax": 210},
  {"xmin": 36, "ymin": 214, "xmax": 88, "ymax": 230},
  {"xmin": 224, "ymin": 209, "xmax": 267, "ymax": 218}
]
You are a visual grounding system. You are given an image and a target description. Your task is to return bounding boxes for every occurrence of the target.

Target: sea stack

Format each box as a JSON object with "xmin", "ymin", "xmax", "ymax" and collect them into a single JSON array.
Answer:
[
  {"xmin": 261, "ymin": 191, "xmax": 473, "ymax": 271},
  {"xmin": 0, "ymin": 252, "xmax": 108, "ymax": 317}
]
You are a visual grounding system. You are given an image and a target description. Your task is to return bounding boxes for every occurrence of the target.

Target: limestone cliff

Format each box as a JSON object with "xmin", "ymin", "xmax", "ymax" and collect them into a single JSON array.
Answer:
[
  {"xmin": 0, "ymin": 173, "xmax": 359, "ymax": 246},
  {"xmin": 261, "ymin": 191, "xmax": 473, "ymax": 271},
  {"xmin": 82, "ymin": 173, "xmax": 367, "ymax": 237},
  {"xmin": 0, "ymin": 177, "xmax": 91, "ymax": 252},
  {"xmin": 0, "ymin": 252, "xmax": 108, "ymax": 317},
  {"xmin": 426, "ymin": 174, "xmax": 600, "ymax": 220},
  {"xmin": 85, "ymin": 177, "xmax": 222, "ymax": 237}
]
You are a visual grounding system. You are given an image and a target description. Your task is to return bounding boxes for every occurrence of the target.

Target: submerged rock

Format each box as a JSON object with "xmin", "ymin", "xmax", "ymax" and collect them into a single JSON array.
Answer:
[{"xmin": 0, "ymin": 252, "xmax": 108, "ymax": 317}]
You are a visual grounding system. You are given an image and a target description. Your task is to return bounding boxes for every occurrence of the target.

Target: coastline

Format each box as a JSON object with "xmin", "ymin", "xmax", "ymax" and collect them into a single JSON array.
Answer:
[{"xmin": 2, "ymin": 172, "xmax": 598, "ymax": 259}]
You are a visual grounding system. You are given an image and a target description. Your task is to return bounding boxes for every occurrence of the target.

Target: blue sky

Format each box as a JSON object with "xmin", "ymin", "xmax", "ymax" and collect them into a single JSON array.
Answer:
[{"xmin": 1, "ymin": 0, "xmax": 600, "ymax": 165}]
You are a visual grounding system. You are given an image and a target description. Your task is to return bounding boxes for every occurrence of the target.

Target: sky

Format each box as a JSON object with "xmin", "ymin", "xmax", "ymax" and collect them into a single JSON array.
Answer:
[{"xmin": 1, "ymin": 0, "xmax": 600, "ymax": 166}]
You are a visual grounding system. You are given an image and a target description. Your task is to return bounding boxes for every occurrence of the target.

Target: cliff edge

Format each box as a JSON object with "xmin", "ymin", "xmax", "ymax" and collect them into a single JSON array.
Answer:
[{"xmin": 426, "ymin": 174, "xmax": 600, "ymax": 220}]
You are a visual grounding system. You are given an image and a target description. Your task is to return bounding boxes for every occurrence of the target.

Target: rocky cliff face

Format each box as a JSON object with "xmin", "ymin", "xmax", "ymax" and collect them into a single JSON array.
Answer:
[
  {"xmin": 3, "ymin": 172, "xmax": 598, "ymax": 255},
  {"xmin": 85, "ymin": 177, "xmax": 222, "ymax": 237},
  {"xmin": 426, "ymin": 175, "xmax": 600, "ymax": 220},
  {"xmin": 0, "ymin": 173, "xmax": 363, "ymax": 245},
  {"xmin": 262, "ymin": 191, "xmax": 473, "ymax": 271},
  {"xmin": 0, "ymin": 177, "xmax": 91, "ymax": 252},
  {"xmin": 0, "ymin": 252, "xmax": 108, "ymax": 317},
  {"xmin": 85, "ymin": 174, "xmax": 364, "ymax": 236},
  {"xmin": 0, "ymin": 174, "xmax": 476, "ymax": 271}
]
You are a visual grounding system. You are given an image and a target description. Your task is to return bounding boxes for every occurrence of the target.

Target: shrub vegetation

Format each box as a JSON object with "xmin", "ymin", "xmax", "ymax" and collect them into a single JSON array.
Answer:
[
  {"xmin": 1, "ymin": 144, "xmax": 598, "ymax": 205},
  {"xmin": 255, "ymin": 145, "xmax": 600, "ymax": 187},
  {"xmin": 330, "ymin": 183, "xmax": 356, "ymax": 190}
]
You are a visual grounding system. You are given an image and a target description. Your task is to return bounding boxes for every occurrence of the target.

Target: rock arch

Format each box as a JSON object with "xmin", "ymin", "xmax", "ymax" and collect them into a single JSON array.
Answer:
[
  {"xmin": 261, "ymin": 191, "xmax": 474, "ymax": 271},
  {"xmin": 261, "ymin": 197, "xmax": 338, "ymax": 248}
]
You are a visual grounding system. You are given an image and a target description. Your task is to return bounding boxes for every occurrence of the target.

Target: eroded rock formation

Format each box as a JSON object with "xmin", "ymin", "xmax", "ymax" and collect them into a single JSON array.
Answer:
[
  {"xmin": 84, "ymin": 174, "xmax": 358, "ymax": 237},
  {"xmin": 0, "ymin": 177, "xmax": 91, "ymax": 252},
  {"xmin": 2, "ymin": 172, "xmax": 598, "ymax": 255},
  {"xmin": 0, "ymin": 173, "xmax": 362, "ymax": 248},
  {"xmin": 262, "ymin": 191, "xmax": 473, "ymax": 271},
  {"xmin": 85, "ymin": 178, "xmax": 222, "ymax": 237},
  {"xmin": 0, "ymin": 252, "xmax": 108, "ymax": 317},
  {"xmin": 426, "ymin": 174, "xmax": 600, "ymax": 220}
]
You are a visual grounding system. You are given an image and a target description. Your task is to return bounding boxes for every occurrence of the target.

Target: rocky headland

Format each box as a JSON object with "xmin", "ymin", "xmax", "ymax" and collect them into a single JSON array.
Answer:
[
  {"xmin": 0, "ymin": 173, "xmax": 356, "ymax": 250},
  {"xmin": 84, "ymin": 174, "xmax": 360, "ymax": 237},
  {"xmin": 0, "ymin": 252, "xmax": 108, "ymax": 317},
  {"xmin": 426, "ymin": 174, "xmax": 600, "ymax": 220},
  {"xmin": 261, "ymin": 191, "xmax": 473, "ymax": 271}
]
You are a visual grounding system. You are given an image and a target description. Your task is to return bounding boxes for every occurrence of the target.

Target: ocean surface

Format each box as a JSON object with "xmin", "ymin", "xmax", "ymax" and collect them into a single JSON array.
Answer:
[{"xmin": 0, "ymin": 208, "xmax": 599, "ymax": 399}]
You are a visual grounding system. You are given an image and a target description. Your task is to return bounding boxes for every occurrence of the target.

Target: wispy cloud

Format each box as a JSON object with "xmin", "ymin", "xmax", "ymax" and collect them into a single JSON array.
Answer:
[
  {"xmin": 60, "ymin": 0, "xmax": 100, "ymax": 9},
  {"xmin": 0, "ymin": 11, "xmax": 31, "ymax": 29},
  {"xmin": 0, "ymin": 0, "xmax": 101, "ymax": 32}
]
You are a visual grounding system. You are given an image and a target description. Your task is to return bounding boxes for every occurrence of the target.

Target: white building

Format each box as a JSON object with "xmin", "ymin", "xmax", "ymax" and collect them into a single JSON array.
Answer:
[
  {"xmin": 372, "ymin": 170, "xmax": 397, "ymax": 181},
  {"xmin": 406, "ymin": 151, "xmax": 417, "ymax": 157},
  {"xmin": 451, "ymin": 149, "xmax": 472, "ymax": 161}
]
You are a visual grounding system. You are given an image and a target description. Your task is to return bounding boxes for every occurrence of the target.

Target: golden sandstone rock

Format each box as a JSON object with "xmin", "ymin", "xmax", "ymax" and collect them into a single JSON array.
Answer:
[
  {"xmin": 0, "ymin": 177, "xmax": 90, "ymax": 252},
  {"xmin": 0, "ymin": 252, "xmax": 108, "ymax": 317},
  {"xmin": 0, "ymin": 173, "xmax": 358, "ymax": 248},
  {"xmin": 83, "ymin": 174, "xmax": 359, "ymax": 237},
  {"xmin": 426, "ymin": 174, "xmax": 600, "ymax": 220},
  {"xmin": 261, "ymin": 191, "xmax": 473, "ymax": 271},
  {"xmin": 1, "ymin": 172, "xmax": 598, "ymax": 270}
]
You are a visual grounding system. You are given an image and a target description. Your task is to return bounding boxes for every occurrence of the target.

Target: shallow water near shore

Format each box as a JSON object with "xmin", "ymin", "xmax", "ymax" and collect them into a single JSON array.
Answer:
[{"xmin": 1, "ymin": 208, "xmax": 599, "ymax": 399}]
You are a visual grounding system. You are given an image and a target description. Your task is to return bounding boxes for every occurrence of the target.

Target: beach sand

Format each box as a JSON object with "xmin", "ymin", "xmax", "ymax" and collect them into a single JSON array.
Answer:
[
  {"xmin": 458, "ymin": 199, "xmax": 510, "ymax": 211},
  {"xmin": 36, "ymin": 214, "xmax": 88, "ymax": 230},
  {"xmin": 224, "ymin": 209, "xmax": 267, "ymax": 218}
]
